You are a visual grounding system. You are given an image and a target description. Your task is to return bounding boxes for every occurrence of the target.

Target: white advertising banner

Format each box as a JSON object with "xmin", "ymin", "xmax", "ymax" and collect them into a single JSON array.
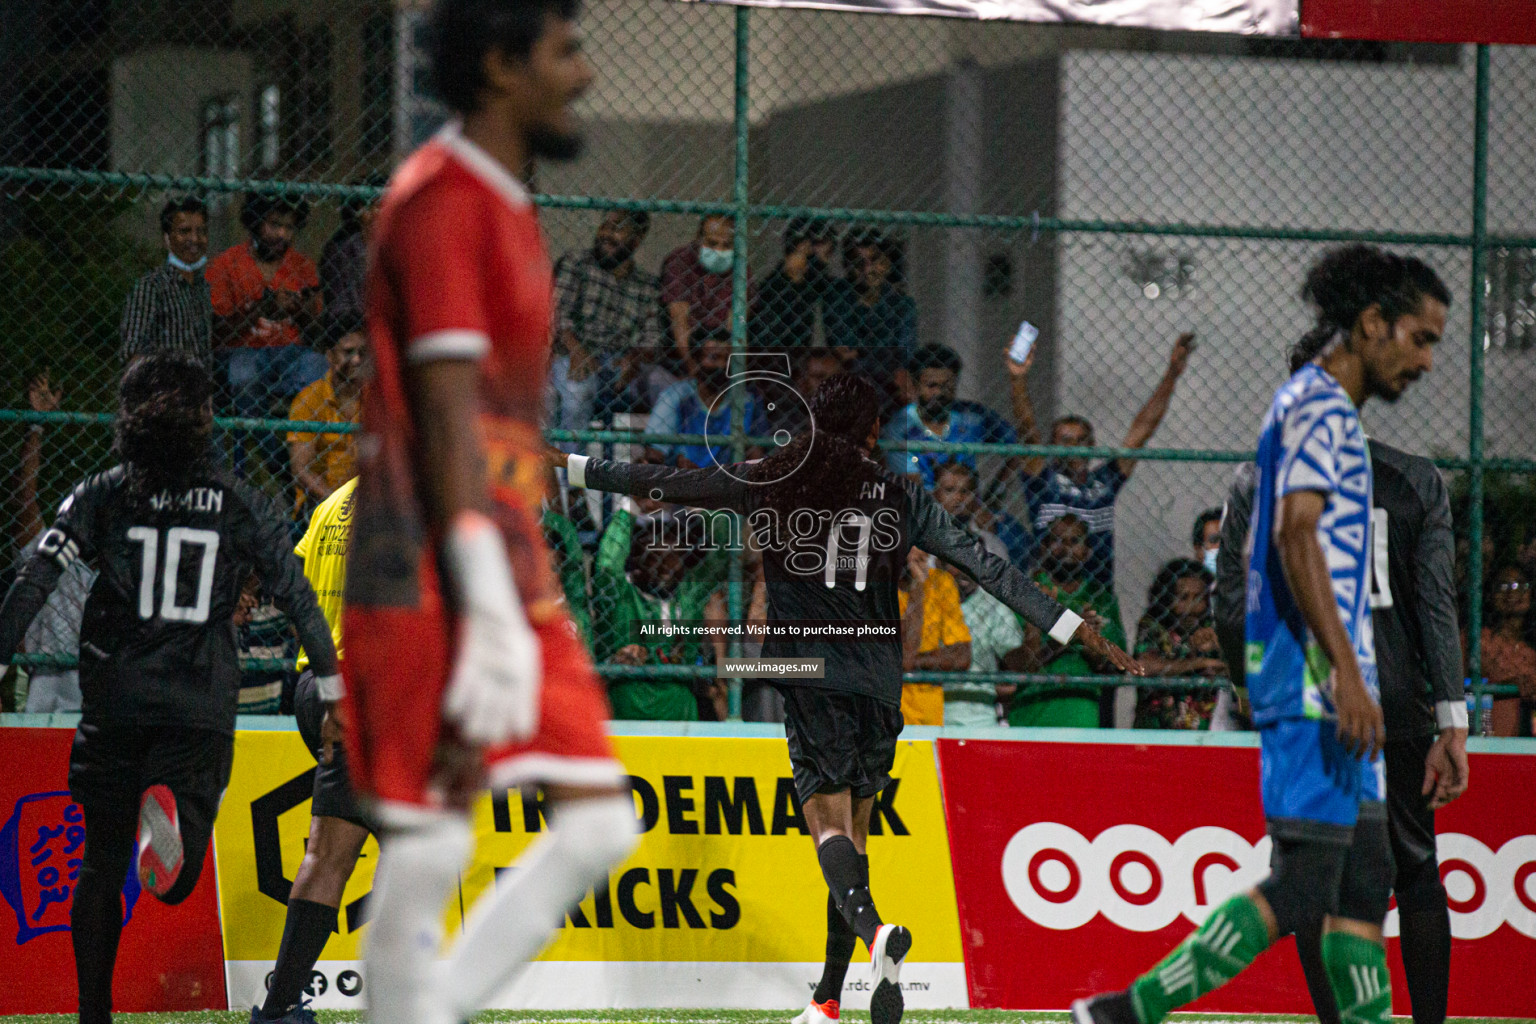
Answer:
[{"xmin": 675, "ymin": 0, "xmax": 1299, "ymax": 36}]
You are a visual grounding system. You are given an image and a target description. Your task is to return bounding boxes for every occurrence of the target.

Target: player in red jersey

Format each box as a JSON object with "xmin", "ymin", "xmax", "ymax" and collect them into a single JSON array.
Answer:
[{"xmin": 340, "ymin": 4, "xmax": 637, "ymax": 1023}]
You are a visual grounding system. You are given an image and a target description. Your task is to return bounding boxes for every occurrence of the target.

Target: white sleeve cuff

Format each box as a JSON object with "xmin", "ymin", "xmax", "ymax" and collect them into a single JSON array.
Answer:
[
  {"xmin": 1436, "ymin": 699, "xmax": 1469, "ymax": 731},
  {"xmin": 407, "ymin": 328, "xmax": 490, "ymax": 363},
  {"xmin": 1048, "ymin": 609, "xmax": 1084, "ymax": 645},
  {"xmin": 568, "ymin": 454, "xmax": 589, "ymax": 489},
  {"xmin": 315, "ymin": 673, "xmax": 345, "ymax": 701}
]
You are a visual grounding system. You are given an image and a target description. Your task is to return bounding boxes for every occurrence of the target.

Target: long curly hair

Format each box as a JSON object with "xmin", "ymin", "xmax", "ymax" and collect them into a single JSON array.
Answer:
[
  {"xmin": 1144, "ymin": 557, "xmax": 1214, "ymax": 633},
  {"xmin": 116, "ymin": 354, "xmax": 215, "ymax": 499},
  {"xmin": 750, "ymin": 372, "xmax": 884, "ymax": 517},
  {"xmin": 1289, "ymin": 244, "xmax": 1451, "ymax": 373}
]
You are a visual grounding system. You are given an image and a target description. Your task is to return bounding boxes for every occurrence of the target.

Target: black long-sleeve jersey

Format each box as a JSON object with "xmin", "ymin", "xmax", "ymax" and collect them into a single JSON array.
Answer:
[
  {"xmin": 0, "ymin": 466, "xmax": 339, "ymax": 734},
  {"xmin": 576, "ymin": 454, "xmax": 1072, "ymax": 706},
  {"xmin": 1215, "ymin": 441, "xmax": 1463, "ymax": 738}
]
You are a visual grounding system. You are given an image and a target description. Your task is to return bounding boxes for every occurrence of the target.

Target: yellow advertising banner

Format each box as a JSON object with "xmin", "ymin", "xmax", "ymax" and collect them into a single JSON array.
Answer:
[{"xmin": 214, "ymin": 730, "xmax": 965, "ymax": 1009}]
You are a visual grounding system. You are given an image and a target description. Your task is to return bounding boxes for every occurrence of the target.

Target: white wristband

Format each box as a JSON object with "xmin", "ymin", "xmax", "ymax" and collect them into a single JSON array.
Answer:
[
  {"xmin": 568, "ymin": 454, "xmax": 589, "ymax": 489},
  {"xmin": 315, "ymin": 673, "xmax": 345, "ymax": 701},
  {"xmin": 1048, "ymin": 609, "xmax": 1084, "ymax": 645},
  {"xmin": 1436, "ymin": 699, "xmax": 1469, "ymax": 731}
]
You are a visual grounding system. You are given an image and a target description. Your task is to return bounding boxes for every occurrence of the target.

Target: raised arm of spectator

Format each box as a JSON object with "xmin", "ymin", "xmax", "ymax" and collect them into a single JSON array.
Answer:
[
  {"xmin": 1116, "ymin": 332, "xmax": 1194, "ymax": 477},
  {"xmin": 1006, "ymin": 347, "xmax": 1047, "ymax": 478},
  {"xmin": 12, "ymin": 374, "xmax": 62, "ymax": 550}
]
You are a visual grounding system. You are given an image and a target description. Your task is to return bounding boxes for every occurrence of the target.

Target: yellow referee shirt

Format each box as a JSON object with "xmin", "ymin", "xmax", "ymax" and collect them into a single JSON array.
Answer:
[{"xmin": 294, "ymin": 476, "xmax": 355, "ymax": 671}]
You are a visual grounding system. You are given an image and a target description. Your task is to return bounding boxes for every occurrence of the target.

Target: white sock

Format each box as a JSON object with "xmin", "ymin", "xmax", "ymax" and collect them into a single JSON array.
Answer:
[
  {"xmin": 365, "ymin": 815, "xmax": 473, "ymax": 1024},
  {"xmin": 442, "ymin": 794, "xmax": 638, "ymax": 1016}
]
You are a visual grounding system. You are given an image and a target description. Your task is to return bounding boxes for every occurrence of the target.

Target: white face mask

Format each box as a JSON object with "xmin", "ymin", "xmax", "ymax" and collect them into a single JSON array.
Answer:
[
  {"xmin": 698, "ymin": 246, "xmax": 733, "ymax": 275},
  {"xmin": 167, "ymin": 252, "xmax": 207, "ymax": 272},
  {"xmin": 1203, "ymin": 547, "xmax": 1219, "ymax": 574}
]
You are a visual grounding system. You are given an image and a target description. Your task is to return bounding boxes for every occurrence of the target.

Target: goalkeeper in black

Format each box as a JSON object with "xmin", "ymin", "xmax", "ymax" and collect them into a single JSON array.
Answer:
[
  {"xmin": 0, "ymin": 355, "xmax": 340, "ymax": 1024},
  {"xmin": 553, "ymin": 372, "xmax": 1139, "ymax": 1024}
]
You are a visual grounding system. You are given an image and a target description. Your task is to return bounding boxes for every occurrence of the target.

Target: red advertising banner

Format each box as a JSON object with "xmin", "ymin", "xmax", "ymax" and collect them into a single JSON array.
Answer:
[
  {"xmin": 0, "ymin": 728, "xmax": 226, "ymax": 1014},
  {"xmin": 937, "ymin": 738, "xmax": 1536, "ymax": 1016},
  {"xmin": 1302, "ymin": 0, "xmax": 1536, "ymax": 46}
]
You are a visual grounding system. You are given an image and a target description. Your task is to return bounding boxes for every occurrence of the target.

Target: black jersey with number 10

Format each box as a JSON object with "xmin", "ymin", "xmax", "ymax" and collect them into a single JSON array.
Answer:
[{"xmin": 0, "ymin": 466, "xmax": 337, "ymax": 734}]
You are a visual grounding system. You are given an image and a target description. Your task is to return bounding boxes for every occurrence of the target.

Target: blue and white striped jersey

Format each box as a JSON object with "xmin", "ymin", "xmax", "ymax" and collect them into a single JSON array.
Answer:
[{"xmin": 1245, "ymin": 363, "xmax": 1377, "ymax": 725}]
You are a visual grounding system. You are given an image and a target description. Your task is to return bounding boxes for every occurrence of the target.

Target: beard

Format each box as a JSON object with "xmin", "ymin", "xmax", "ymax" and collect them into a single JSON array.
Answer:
[
  {"xmin": 920, "ymin": 397, "xmax": 953, "ymax": 420},
  {"xmin": 529, "ymin": 124, "xmax": 584, "ymax": 162},
  {"xmin": 593, "ymin": 242, "xmax": 634, "ymax": 271}
]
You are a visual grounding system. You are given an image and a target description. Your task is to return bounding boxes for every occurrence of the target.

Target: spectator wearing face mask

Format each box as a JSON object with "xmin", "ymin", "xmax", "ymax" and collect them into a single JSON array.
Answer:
[
  {"xmin": 754, "ymin": 217, "xmax": 839, "ymax": 349},
  {"xmin": 1193, "ymin": 506, "xmax": 1223, "ymax": 575},
  {"xmin": 661, "ymin": 213, "xmax": 754, "ymax": 374},
  {"xmin": 646, "ymin": 333, "xmax": 768, "ymax": 469},
  {"xmin": 120, "ymin": 196, "xmax": 214, "ymax": 367},
  {"xmin": 885, "ymin": 344, "xmax": 1017, "ymax": 490},
  {"xmin": 549, "ymin": 211, "xmax": 664, "ymax": 442}
]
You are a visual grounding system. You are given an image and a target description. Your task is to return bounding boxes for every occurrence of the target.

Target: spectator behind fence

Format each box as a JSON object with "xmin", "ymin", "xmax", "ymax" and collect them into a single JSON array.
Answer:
[
  {"xmin": 826, "ymin": 228, "xmax": 917, "ymax": 404},
  {"xmin": 549, "ymin": 210, "xmax": 664, "ymax": 441},
  {"xmin": 930, "ymin": 460, "xmax": 1029, "ymax": 569},
  {"xmin": 1008, "ymin": 331, "xmax": 1195, "ymax": 586},
  {"xmin": 233, "ymin": 573, "xmax": 294, "ymax": 714},
  {"xmin": 11, "ymin": 374, "xmax": 93, "ymax": 713},
  {"xmin": 119, "ymin": 196, "xmax": 213, "ymax": 367},
  {"xmin": 591, "ymin": 494, "xmax": 730, "ymax": 721},
  {"xmin": 287, "ymin": 317, "xmax": 369, "ymax": 522},
  {"xmin": 754, "ymin": 217, "xmax": 838, "ymax": 349},
  {"xmin": 1009, "ymin": 513, "xmax": 1127, "ymax": 727},
  {"xmin": 661, "ymin": 213, "xmax": 753, "ymax": 373},
  {"xmin": 646, "ymin": 333, "xmax": 767, "ymax": 468},
  {"xmin": 1469, "ymin": 563, "xmax": 1536, "ymax": 736},
  {"xmin": 898, "ymin": 548, "xmax": 972, "ymax": 726},
  {"xmin": 767, "ymin": 347, "xmax": 843, "ymax": 439},
  {"xmin": 209, "ymin": 191, "xmax": 326, "ymax": 478},
  {"xmin": 319, "ymin": 177, "xmax": 383, "ymax": 324},
  {"xmin": 952, "ymin": 571, "xmax": 1027, "ymax": 727},
  {"xmin": 1133, "ymin": 558, "xmax": 1227, "ymax": 730},
  {"xmin": 1193, "ymin": 506, "xmax": 1223, "ymax": 573},
  {"xmin": 885, "ymin": 344, "xmax": 1017, "ymax": 489}
]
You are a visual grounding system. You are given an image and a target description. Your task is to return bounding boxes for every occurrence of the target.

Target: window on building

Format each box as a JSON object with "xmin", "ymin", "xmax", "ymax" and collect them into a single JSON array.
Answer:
[{"xmin": 258, "ymin": 84, "xmax": 281, "ymax": 171}]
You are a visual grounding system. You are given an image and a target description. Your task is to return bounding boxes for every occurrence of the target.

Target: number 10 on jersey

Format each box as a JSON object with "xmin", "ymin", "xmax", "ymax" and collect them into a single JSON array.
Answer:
[{"xmin": 127, "ymin": 526, "xmax": 221, "ymax": 624}]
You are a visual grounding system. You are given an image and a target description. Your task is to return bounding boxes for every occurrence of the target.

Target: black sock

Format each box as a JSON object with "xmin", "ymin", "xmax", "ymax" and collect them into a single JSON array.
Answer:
[
  {"xmin": 1294, "ymin": 920, "xmax": 1342, "ymax": 1024},
  {"xmin": 72, "ymin": 865, "xmax": 126, "ymax": 1024},
  {"xmin": 818, "ymin": 835, "xmax": 882, "ymax": 947},
  {"xmin": 814, "ymin": 890, "xmax": 857, "ymax": 1004},
  {"xmin": 1399, "ymin": 904, "xmax": 1451, "ymax": 1024},
  {"xmin": 261, "ymin": 899, "xmax": 338, "ymax": 1016}
]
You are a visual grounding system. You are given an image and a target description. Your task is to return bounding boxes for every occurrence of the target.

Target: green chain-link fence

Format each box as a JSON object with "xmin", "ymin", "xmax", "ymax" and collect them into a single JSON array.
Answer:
[{"xmin": 3, "ymin": 1, "xmax": 1534, "ymax": 731}]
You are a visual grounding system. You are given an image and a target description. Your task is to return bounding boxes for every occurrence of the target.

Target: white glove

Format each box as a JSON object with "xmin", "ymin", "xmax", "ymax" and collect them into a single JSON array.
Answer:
[{"xmin": 441, "ymin": 511, "xmax": 542, "ymax": 746}]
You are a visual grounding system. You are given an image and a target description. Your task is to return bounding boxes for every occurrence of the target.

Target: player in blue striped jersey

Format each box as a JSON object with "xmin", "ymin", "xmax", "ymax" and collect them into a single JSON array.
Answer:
[{"xmin": 1075, "ymin": 246, "xmax": 1449, "ymax": 1024}]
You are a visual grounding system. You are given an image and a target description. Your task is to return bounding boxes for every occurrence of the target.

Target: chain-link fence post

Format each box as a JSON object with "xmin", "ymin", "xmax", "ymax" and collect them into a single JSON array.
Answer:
[{"xmin": 1467, "ymin": 43, "xmax": 1490, "ymax": 734}]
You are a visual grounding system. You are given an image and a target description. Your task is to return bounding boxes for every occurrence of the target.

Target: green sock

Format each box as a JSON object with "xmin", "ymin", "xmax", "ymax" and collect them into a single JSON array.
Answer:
[
  {"xmin": 1320, "ymin": 930, "xmax": 1392, "ymax": 1024},
  {"xmin": 1128, "ymin": 895, "xmax": 1270, "ymax": 1024}
]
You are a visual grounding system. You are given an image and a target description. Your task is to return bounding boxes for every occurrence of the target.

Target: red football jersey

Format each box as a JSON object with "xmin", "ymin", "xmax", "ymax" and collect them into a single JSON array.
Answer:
[{"xmin": 347, "ymin": 122, "xmax": 561, "ymax": 622}]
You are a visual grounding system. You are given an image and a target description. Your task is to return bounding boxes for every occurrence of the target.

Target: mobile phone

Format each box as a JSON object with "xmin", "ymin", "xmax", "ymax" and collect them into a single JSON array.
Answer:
[{"xmin": 1008, "ymin": 320, "xmax": 1039, "ymax": 364}]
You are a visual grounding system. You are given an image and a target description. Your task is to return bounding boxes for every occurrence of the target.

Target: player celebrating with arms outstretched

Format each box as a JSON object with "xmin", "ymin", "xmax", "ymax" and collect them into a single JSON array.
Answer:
[
  {"xmin": 342, "ymin": 4, "xmax": 637, "ymax": 1024},
  {"xmin": 553, "ymin": 371, "xmax": 1140, "ymax": 1024},
  {"xmin": 1075, "ymin": 245, "xmax": 1449, "ymax": 1024}
]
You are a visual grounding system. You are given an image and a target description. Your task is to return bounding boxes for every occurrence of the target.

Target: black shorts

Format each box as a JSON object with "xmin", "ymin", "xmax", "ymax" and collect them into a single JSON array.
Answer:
[
  {"xmin": 69, "ymin": 721, "xmax": 233, "ymax": 899},
  {"xmin": 780, "ymin": 685, "xmax": 904, "ymax": 804},
  {"xmin": 1385, "ymin": 732, "xmax": 1439, "ymax": 891},
  {"xmin": 294, "ymin": 670, "xmax": 370, "ymax": 831}
]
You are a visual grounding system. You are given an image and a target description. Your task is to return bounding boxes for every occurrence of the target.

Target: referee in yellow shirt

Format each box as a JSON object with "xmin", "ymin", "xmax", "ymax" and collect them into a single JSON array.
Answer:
[{"xmin": 252, "ymin": 477, "xmax": 363, "ymax": 1024}]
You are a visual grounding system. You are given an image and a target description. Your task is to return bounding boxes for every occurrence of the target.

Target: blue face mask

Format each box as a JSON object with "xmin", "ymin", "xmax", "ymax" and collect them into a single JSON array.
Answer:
[
  {"xmin": 1203, "ymin": 547, "xmax": 1219, "ymax": 574},
  {"xmin": 168, "ymin": 252, "xmax": 207, "ymax": 272},
  {"xmin": 698, "ymin": 246, "xmax": 733, "ymax": 275}
]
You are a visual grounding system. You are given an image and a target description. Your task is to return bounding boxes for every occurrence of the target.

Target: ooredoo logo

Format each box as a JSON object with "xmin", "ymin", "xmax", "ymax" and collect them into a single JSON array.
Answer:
[{"xmin": 1002, "ymin": 823, "xmax": 1536, "ymax": 940}]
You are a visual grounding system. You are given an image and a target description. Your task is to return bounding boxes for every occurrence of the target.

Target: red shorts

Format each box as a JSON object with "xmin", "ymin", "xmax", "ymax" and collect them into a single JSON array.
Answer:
[{"xmin": 341, "ymin": 603, "xmax": 623, "ymax": 823}]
